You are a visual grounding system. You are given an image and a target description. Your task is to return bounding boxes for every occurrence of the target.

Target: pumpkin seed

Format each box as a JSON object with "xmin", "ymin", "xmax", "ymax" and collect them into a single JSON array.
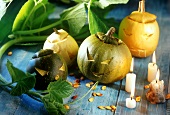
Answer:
[
  {"xmin": 98, "ymin": 106, "xmax": 105, "ymax": 110},
  {"xmin": 166, "ymin": 94, "xmax": 170, "ymax": 99},
  {"xmin": 64, "ymin": 104, "xmax": 70, "ymax": 110},
  {"xmin": 101, "ymin": 86, "xmax": 106, "ymax": 90},
  {"xmin": 110, "ymin": 105, "xmax": 116, "ymax": 110},
  {"xmin": 96, "ymin": 93, "xmax": 103, "ymax": 96},
  {"xmin": 135, "ymin": 96, "xmax": 141, "ymax": 102},
  {"xmin": 80, "ymin": 76, "xmax": 84, "ymax": 80},
  {"xmin": 92, "ymin": 92, "xmax": 97, "ymax": 97},
  {"xmin": 105, "ymin": 106, "xmax": 112, "ymax": 110},
  {"xmin": 73, "ymin": 83, "xmax": 79, "ymax": 88},
  {"xmin": 144, "ymin": 85, "xmax": 150, "ymax": 89},
  {"xmin": 86, "ymin": 83, "xmax": 91, "ymax": 88},
  {"xmin": 89, "ymin": 82, "xmax": 94, "ymax": 85},
  {"xmin": 8, "ymin": 51, "xmax": 12, "ymax": 56},
  {"xmin": 75, "ymin": 79, "xmax": 80, "ymax": 84},
  {"xmin": 71, "ymin": 95, "xmax": 78, "ymax": 100},
  {"xmin": 88, "ymin": 97, "xmax": 94, "ymax": 102}
]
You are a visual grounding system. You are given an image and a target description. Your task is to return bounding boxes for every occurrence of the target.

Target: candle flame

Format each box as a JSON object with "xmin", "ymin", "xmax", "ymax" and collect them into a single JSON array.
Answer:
[
  {"xmin": 130, "ymin": 58, "xmax": 134, "ymax": 72},
  {"xmin": 152, "ymin": 51, "xmax": 156, "ymax": 64},
  {"xmin": 156, "ymin": 69, "xmax": 160, "ymax": 81}
]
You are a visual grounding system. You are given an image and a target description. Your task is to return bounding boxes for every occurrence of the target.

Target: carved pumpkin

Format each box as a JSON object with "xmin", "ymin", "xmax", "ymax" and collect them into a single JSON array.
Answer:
[
  {"xmin": 77, "ymin": 27, "xmax": 132, "ymax": 84},
  {"xmin": 119, "ymin": 0, "xmax": 159, "ymax": 57},
  {"xmin": 43, "ymin": 28, "xmax": 79, "ymax": 66},
  {"xmin": 26, "ymin": 49, "xmax": 67, "ymax": 90}
]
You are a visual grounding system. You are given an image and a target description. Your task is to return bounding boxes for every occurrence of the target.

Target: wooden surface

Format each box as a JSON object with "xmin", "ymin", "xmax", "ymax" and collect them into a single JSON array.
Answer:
[{"xmin": 0, "ymin": 0, "xmax": 170, "ymax": 115}]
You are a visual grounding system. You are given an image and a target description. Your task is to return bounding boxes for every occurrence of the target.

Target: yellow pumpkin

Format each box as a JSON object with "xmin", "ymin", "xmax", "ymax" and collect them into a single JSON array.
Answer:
[{"xmin": 119, "ymin": 0, "xmax": 159, "ymax": 57}]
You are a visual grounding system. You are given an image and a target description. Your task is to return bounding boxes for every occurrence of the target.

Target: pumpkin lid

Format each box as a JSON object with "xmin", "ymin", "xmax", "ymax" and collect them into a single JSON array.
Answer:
[
  {"xmin": 128, "ymin": 11, "xmax": 157, "ymax": 23},
  {"xmin": 47, "ymin": 29, "xmax": 68, "ymax": 43}
]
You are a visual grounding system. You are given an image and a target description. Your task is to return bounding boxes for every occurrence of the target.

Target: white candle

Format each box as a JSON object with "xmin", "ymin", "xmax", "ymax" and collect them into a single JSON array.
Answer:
[
  {"xmin": 156, "ymin": 69, "xmax": 160, "ymax": 81},
  {"xmin": 126, "ymin": 85, "xmax": 136, "ymax": 108},
  {"xmin": 148, "ymin": 51, "xmax": 158, "ymax": 82},
  {"xmin": 125, "ymin": 58, "xmax": 136, "ymax": 92}
]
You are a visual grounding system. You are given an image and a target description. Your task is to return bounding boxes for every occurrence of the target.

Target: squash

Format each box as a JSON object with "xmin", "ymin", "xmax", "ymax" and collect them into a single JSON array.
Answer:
[
  {"xmin": 26, "ymin": 49, "xmax": 68, "ymax": 90},
  {"xmin": 77, "ymin": 27, "xmax": 132, "ymax": 84},
  {"xmin": 43, "ymin": 28, "xmax": 79, "ymax": 66},
  {"xmin": 119, "ymin": 0, "xmax": 159, "ymax": 57}
]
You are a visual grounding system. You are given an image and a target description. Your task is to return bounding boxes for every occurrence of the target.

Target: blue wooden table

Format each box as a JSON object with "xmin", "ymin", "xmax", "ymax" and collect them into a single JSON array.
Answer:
[{"xmin": 0, "ymin": 0, "xmax": 170, "ymax": 115}]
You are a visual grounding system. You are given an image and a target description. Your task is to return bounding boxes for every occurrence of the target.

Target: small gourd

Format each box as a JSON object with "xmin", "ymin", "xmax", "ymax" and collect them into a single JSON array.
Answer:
[
  {"xmin": 119, "ymin": 0, "xmax": 159, "ymax": 57},
  {"xmin": 43, "ymin": 28, "xmax": 79, "ymax": 66},
  {"xmin": 77, "ymin": 27, "xmax": 132, "ymax": 84},
  {"xmin": 26, "ymin": 49, "xmax": 68, "ymax": 90}
]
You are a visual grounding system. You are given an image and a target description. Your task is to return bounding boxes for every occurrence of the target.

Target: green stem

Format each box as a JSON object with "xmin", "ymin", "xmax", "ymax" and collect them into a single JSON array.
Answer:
[
  {"xmin": 26, "ymin": 90, "xmax": 42, "ymax": 98},
  {"xmin": 13, "ymin": 20, "xmax": 62, "ymax": 35},
  {"xmin": 0, "ymin": 36, "xmax": 47, "ymax": 60},
  {"xmin": 67, "ymin": 81, "xmax": 99, "ymax": 105}
]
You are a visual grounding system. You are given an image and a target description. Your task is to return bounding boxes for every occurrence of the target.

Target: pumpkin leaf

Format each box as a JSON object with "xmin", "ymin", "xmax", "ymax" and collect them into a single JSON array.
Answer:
[
  {"xmin": 41, "ymin": 96, "xmax": 67, "ymax": 115},
  {"xmin": 0, "ymin": 0, "xmax": 27, "ymax": 43},
  {"xmin": 47, "ymin": 79, "xmax": 74, "ymax": 98},
  {"xmin": 87, "ymin": 48, "xmax": 95, "ymax": 62},
  {"xmin": 93, "ymin": 0, "xmax": 129, "ymax": 9},
  {"xmin": 6, "ymin": 60, "xmax": 36, "ymax": 96},
  {"xmin": 88, "ymin": 6, "xmax": 109, "ymax": 34},
  {"xmin": 60, "ymin": 3, "xmax": 87, "ymax": 36}
]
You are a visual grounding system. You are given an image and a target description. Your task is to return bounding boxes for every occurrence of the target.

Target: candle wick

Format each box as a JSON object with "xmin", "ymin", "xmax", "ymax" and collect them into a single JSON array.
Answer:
[
  {"xmin": 156, "ymin": 80, "xmax": 157, "ymax": 83},
  {"xmin": 131, "ymin": 97, "xmax": 133, "ymax": 100}
]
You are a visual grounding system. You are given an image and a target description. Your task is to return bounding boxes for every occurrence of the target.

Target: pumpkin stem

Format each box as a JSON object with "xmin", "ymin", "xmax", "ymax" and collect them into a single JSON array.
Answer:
[
  {"xmin": 138, "ymin": 0, "xmax": 145, "ymax": 12},
  {"xmin": 53, "ymin": 28, "xmax": 59, "ymax": 34},
  {"xmin": 105, "ymin": 27, "xmax": 116, "ymax": 38}
]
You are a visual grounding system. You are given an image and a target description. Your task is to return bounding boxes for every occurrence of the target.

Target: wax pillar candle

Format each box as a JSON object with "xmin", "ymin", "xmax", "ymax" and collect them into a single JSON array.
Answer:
[
  {"xmin": 125, "ymin": 58, "xmax": 136, "ymax": 92},
  {"xmin": 148, "ymin": 51, "xmax": 158, "ymax": 82},
  {"xmin": 126, "ymin": 85, "xmax": 136, "ymax": 108}
]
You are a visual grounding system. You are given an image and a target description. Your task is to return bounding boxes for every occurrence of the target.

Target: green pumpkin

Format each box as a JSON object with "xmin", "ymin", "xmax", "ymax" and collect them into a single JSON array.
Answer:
[
  {"xmin": 27, "ymin": 49, "xmax": 68, "ymax": 90},
  {"xmin": 77, "ymin": 27, "xmax": 132, "ymax": 84}
]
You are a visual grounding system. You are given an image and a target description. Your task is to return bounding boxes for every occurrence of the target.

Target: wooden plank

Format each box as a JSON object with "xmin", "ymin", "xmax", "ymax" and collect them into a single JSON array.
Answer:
[{"xmin": 0, "ymin": 0, "xmax": 169, "ymax": 115}]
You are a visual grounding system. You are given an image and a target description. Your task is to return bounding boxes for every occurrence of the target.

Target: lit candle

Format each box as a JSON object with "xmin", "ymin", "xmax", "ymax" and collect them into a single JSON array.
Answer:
[
  {"xmin": 154, "ymin": 69, "xmax": 160, "ymax": 89},
  {"xmin": 126, "ymin": 85, "xmax": 136, "ymax": 108},
  {"xmin": 148, "ymin": 51, "xmax": 158, "ymax": 82},
  {"xmin": 125, "ymin": 58, "xmax": 136, "ymax": 92},
  {"xmin": 146, "ymin": 69, "xmax": 166, "ymax": 104}
]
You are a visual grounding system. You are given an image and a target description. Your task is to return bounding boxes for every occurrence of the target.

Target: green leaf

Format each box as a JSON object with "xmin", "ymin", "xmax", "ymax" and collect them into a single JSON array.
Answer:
[
  {"xmin": 60, "ymin": 3, "xmax": 87, "ymax": 36},
  {"xmin": 12, "ymin": 0, "xmax": 55, "ymax": 32},
  {"xmin": 94, "ymin": 0, "xmax": 129, "ymax": 9},
  {"xmin": 47, "ymin": 79, "xmax": 74, "ymax": 98},
  {"xmin": 10, "ymin": 73, "xmax": 36, "ymax": 96},
  {"xmin": 88, "ymin": 7, "xmax": 109, "ymax": 34},
  {"xmin": 0, "ymin": 0, "xmax": 27, "ymax": 43},
  {"xmin": 0, "ymin": 0, "xmax": 7, "ymax": 20},
  {"xmin": 6, "ymin": 60, "xmax": 27, "ymax": 83},
  {"xmin": 41, "ymin": 96, "xmax": 67, "ymax": 115},
  {"xmin": 44, "ymin": 93, "xmax": 63, "ymax": 103},
  {"xmin": 6, "ymin": 60, "xmax": 36, "ymax": 96}
]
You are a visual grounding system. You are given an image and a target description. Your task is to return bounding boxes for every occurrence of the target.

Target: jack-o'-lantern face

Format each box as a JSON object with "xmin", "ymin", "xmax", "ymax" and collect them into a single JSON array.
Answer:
[{"xmin": 119, "ymin": 1, "xmax": 159, "ymax": 58}]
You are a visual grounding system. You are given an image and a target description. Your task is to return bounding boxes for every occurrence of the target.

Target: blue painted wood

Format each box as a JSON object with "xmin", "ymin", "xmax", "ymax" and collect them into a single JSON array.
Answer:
[{"xmin": 0, "ymin": 0, "xmax": 170, "ymax": 115}]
